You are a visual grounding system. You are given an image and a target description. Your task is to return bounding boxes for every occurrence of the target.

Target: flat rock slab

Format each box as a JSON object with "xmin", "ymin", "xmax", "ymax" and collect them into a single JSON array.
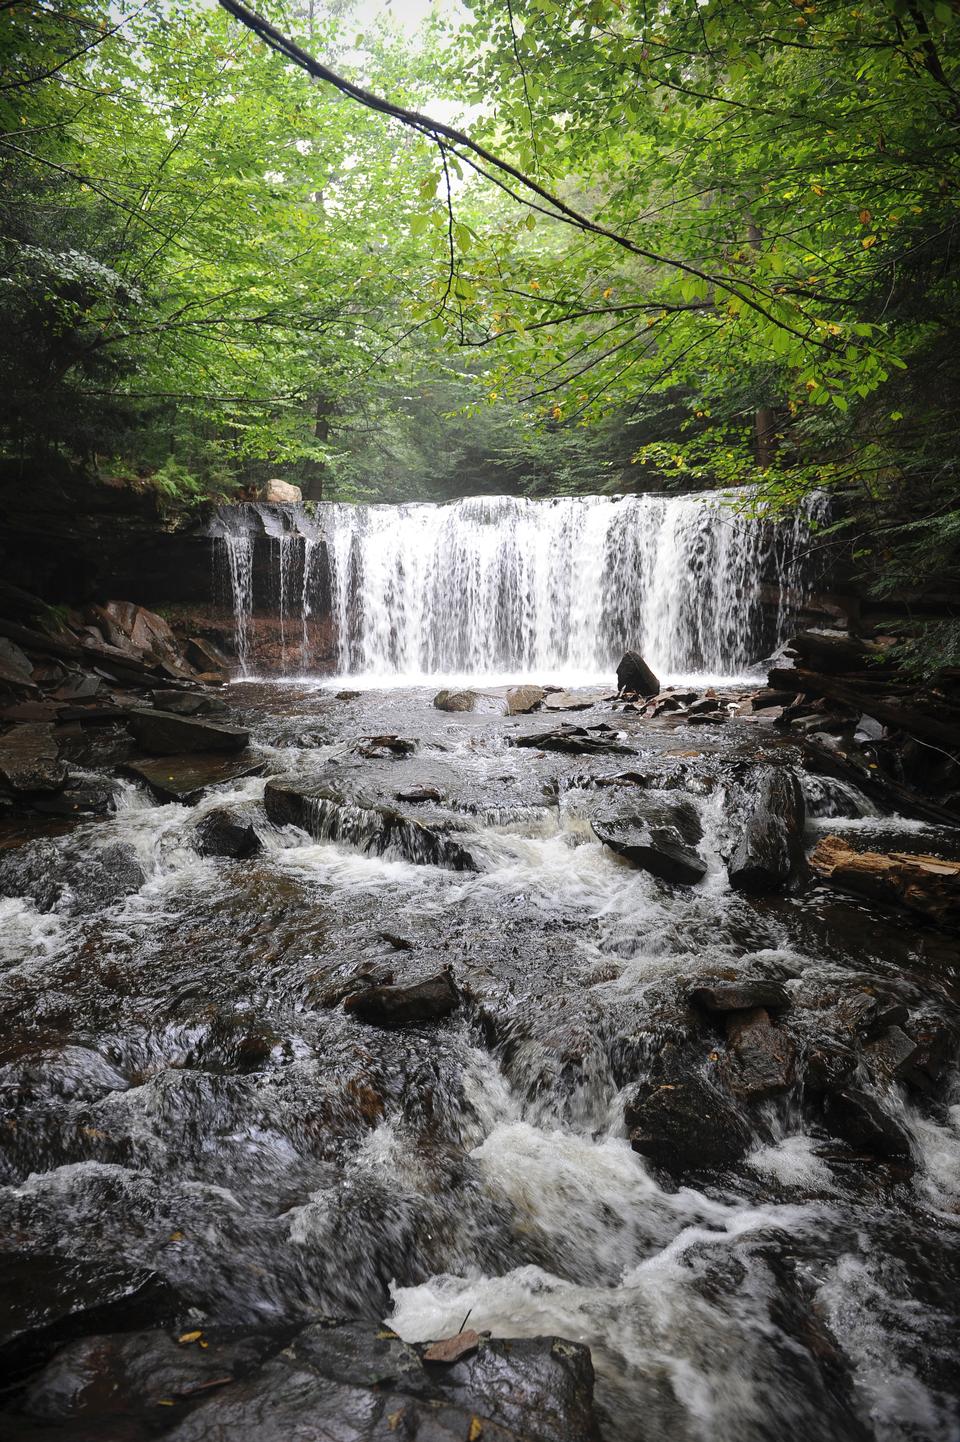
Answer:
[
  {"xmin": 513, "ymin": 725, "xmax": 634, "ymax": 757},
  {"xmin": 124, "ymin": 751, "xmax": 265, "ymax": 803},
  {"xmin": 543, "ymin": 690, "xmax": 605, "ymax": 711},
  {"xmin": 264, "ymin": 777, "xmax": 478, "ymax": 871},
  {"xmin": 160, "ymin": 1324, "xmax": 602, "ymax": 1442},
  {"xmin": 0, "ymin": 723, "xmax": 68, "ymax": 794},
  {"xmin": 126, "ymin": 710, "xmax": 249, "ymax": 755},
  {"xmin": 810, "ymin": 834, "xmax": 960, "ymax": 928}
]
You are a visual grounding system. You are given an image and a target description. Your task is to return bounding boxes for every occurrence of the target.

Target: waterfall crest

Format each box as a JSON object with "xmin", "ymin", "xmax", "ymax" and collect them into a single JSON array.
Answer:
[{"xmin": 210, "ymin": 491, "xmax": 821, "ymax": 684}]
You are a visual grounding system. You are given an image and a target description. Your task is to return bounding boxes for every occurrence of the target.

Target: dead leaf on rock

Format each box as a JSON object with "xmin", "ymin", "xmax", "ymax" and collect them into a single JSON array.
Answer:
[
  {"xmin": 423, "ymin": 1328, "xmax": 481, "ymax": 1364},
  {"xmin": 469, "ymin": 1417, "xmax": 484, "ymax": 1440},
  {"xmin": 178, "ymin": 1330, "xmax": 203, "ymax": 1344}
]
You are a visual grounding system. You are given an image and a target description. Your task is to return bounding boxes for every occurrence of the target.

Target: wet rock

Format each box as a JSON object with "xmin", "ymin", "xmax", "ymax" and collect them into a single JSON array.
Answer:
[
  {"xmin": 356, "ymin": 733, "xmax": 417, "ymax": 759},
  {"xmin": 728, "ymin": 767, "xmax": 805, "ymax": 894},
  {"xmin": 720, "ymin": 1007, "xmax": 798, "ymax": 1100},
  {"xmin": 336, "ymin": 689, "xmax": 360, "ymax": 700},
  {"xmin": 863, "ymin": 1025, "xmax": 920, "ymax": 1084},
  {"xmin": 0, "ymin": 838, "xmax": 144, "ymax": 914},
  {"xmin": 803, "ymin": 1039, "xmax": 859, "ymax": 1094},
  {"xmin": 0, "ymin": 636, "xmax": 36, "ymax": 694},
  {"xmin": 900, "ymin": 1018, "xmax": 955, "ymax": 1094},
  {"xmin": 810, "ymin": 834, "xmax": 960, "ymax": 929},
  {"xmin": 0, "ymin": 1253, "xmax": 181, "ymax": 1381},
  {"xmin": 264, "ymin": 778, "xmax": 478, "ymax": 871},
  {"xmin": 592, "ymin": 795, "xmax": 706, "ymax": 885},
  {"xmin": 820, "ymin": 1087, "xmax": 912, "ymax": 1161},
  {"xmin": 625, "ymin": 1073, "xmax": 751, "ymax": 1174},
  {"xmin": 163, "ymin": 1323, "xmax": 601, "ymax": 1442},
  {"xmin": 20, "ymin": 1326, "xmax": 274, "ymax": 1422},
  {"xmin": 0, "ymin": 723, "xmax": 67, "ymax": 794},
  {"xmin": 395, "ymin": 784, "xmax": 443, "ymax": 804},
  {"xmin": 344, "ymin": 969, "xmax": 460, "ymax": 1027},
  {"xmin": 195, "ymin": 808, "xmax": 261, "ymax": 860},
  {"xmin": 149, "ymin": 688, "xmax": 227, "ymax": 716},
  {"xmin": 124, "ymin": 750, "xmax": 265, "ymax": 803},
  {"xmin": 513, "ymin": 725, "xmax": 634, "ymax": 757},
  {"xmin": 616, "ymin": 650, "xmax": 659, "ymax": 697},
  {"xmin": 689, "ymin": 979, "xmax": 791, "ymax": 1013},
  {"xmin": 126, "ymin": 709, "xmax": 250, "ymax": 755}
]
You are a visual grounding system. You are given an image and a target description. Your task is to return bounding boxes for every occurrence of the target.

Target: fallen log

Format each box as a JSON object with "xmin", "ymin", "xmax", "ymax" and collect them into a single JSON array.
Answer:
[{"xmin": 811, "ymin": 834, "xmax": 960, "ymax": 929}]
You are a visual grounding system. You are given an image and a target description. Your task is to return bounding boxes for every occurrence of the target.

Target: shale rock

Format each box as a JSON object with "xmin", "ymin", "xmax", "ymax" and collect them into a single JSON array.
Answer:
[
  {"xmin": 126, "ymin": 709, "xmax": 249, "ymax": 755},
  {"xmin": 124, "ymin": 751, "xmax": 265, "ymax": 803},
  {"xmin": 195, "ymin": 807, "xmax": 261, "ymax": 860},
  {"xmin": 728, "ymin": 767, "xmax": 805, "ymax": 893},
  {"xmin": 344, "ymin": 969, "xmax": 460, "ymax": 1027},
  {"xmin": 0, "ymin": 723, "xmax": 67, "ymax": 794},
  {"xmin": 626, "ymin": 1073, "xmax": 751, "ymax": 1174},
  {"xmin": 616, "ymin": 650, "xmax": 660, "ymax": 697},
  {"xmin": 810, "ymin": 834, "xmax": 960, "ymax": 929},
  {"xmin": 863, "ymin": 1025, "xmax": 920, "ymax": 1084},
  {"xmin": 264, "ymin": 778, "xmax": 478, "ymax": 871},
  {"xmin": 513, "ymin": 725, "xmax": 634, "ymax": 757},
  {"xmin": 720, "ymin": 1007, "xmax": 798, "ymax": 1100},
  {"xmin": 185, "ymin": 635, "xmax": 230, "ymax": 673},
  {"xmin": 592, "ymin": 795, "xmax": 706, "ymax": 885}
]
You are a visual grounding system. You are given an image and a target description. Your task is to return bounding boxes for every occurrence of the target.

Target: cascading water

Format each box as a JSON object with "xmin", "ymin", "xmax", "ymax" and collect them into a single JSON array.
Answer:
[{"xmin": 210, "ymin": 491, "xmax": 822, "ymax": 682}]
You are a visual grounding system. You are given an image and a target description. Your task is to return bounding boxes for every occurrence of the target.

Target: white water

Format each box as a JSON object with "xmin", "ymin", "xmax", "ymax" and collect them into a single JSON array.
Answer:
[{"xmin": 210, "ymin": 491, "xmax": 821, "ymax": 683}]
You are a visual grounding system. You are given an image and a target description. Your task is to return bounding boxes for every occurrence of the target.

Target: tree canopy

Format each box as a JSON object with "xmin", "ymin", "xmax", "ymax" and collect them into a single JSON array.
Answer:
[{"xmin": 2, "ymin": 0, "xmax": 959, "ymax": 624}]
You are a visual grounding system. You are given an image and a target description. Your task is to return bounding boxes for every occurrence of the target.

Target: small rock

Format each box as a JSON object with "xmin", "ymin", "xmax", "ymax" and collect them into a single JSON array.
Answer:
[
  {"xmin": 505, "ymin": 685, "xmax": 546, "ymax": 715},
  {"xmin": 395, "ymin": 785, "xmax": 443, "ymax": 803},
  {"xmin": 434, "ymin": 688, "xmax": 482, "ymax": 713},
  {"xmin": 336, "ymin": 690, "xmax": 360, "ymax": 701},
  {"xmin": 513, "ymin": 726, "xmax": 633, "ymax": 757},
  {"xmin": 195, "ymin": 808, "xmax": 261, "ymax": 860},
  {"xmin": 344, "ymin": 969, "xmax": 459, "ymax": 1027},
  {"xmin": 423, "ymin": 1329, "xmax": 482, "ymax": 1364}
]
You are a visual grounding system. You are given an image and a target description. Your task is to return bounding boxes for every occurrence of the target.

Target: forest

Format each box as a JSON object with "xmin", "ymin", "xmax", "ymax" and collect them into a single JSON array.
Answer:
[{"xmin": 3, "ymin": 0, "xmax": 959, "ymax": 662}]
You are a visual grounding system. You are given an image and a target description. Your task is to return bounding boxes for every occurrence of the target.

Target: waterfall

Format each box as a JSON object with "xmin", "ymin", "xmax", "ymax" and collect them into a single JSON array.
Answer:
[{"xmin": 209, "ymin": 491, "xmax": 823, "ymax": 683}]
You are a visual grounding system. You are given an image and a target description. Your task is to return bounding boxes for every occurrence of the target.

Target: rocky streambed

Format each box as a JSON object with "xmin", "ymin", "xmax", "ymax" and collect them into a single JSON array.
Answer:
[{"xmin": 1, "ymin": 680, "xmax": 959, "ymax": 1441}]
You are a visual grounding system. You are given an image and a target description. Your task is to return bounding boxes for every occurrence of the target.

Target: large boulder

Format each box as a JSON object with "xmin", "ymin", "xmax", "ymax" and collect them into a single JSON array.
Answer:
[
  {"xmin": 591, "ymin": 795, "xmax": 706, "ymax": 885},
  {"xmin": 727, "ymin": 767, "xmax": 805, "ymax": 893},
  {"xmin": 625, "ymin": 1072, "xmax": 751, "ymax": 1174},
  {"xmin": 264, "ymin": 477, "xmax": 302, "ymax": 504},
  {"xmin": 810, "ymin": 834, "xmax": 960, "ymax": 929},
  {"xmin": 689, "ymin": 979, "xmax": 791, "ymax": 1013},
  {"xmin": 616, "ymin": 651, "xmax": 660, "ymax": 697},
  {"xmin": 820, "ymin": 1087, "xmax": 912, "ymax": 1161}
]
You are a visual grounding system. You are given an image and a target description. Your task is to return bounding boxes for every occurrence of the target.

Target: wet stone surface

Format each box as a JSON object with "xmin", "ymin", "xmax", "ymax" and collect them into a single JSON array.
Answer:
[{"xmin": 0, "ymin": 680, "xmax": 958, "ymax": 1441}]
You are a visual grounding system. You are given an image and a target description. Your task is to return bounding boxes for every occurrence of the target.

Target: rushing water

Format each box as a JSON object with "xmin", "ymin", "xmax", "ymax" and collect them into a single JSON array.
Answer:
[
  {"xmin": 209, "ymin": 492, "xmax": 822, "ymax": 683},
  {"xmin": 2, "ymin": 684, "xmax": 958, "ymax": 1440}
]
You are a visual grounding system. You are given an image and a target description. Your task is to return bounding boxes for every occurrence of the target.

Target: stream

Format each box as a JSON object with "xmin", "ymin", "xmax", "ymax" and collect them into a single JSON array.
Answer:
[{"xmin": 2, "ymin": 678, "xmax": 959, "ymax": 1441}]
